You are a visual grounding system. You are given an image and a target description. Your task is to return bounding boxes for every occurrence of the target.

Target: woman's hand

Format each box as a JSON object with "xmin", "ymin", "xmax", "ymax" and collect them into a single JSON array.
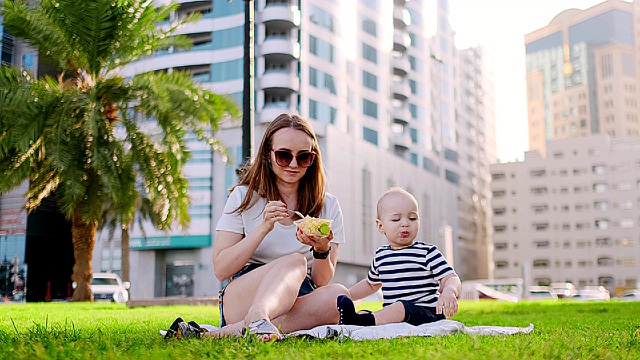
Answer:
[
  {"xmin": 262, "ymin": 200, "xmax": 288, "ymax": 230},
  {"xmin": 296, "ymin": 228, "xmax": 333, "ymax": 253}
]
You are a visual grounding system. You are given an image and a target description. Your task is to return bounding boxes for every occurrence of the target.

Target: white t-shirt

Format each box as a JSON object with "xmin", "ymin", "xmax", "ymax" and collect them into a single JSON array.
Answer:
[{"xmin": 215, "ymin": 186, "xmax": 346, "ymax": 271}]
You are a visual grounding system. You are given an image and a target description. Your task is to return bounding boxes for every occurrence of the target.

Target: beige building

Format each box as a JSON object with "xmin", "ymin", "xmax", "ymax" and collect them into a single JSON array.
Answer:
[
  {"xmin": 525, "ymin": 0, "xmax": 640, "ymax": 157},
  {"xmin": 490, "ymin": 135, "xmax": 640, "ymax": 295}
]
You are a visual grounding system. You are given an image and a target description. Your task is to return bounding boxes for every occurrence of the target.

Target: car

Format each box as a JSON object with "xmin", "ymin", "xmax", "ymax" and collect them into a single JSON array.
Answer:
[
  {"xmin": 574, "ymin": 286, "xmax": 610, "ymax": 302},
  {"xmin": 619, "ymin": 289, "xmax": 640, "ymax": 301},
  {"xmin": 550, "ymin": 282, "xmax": 577, "ymax": 299},
  {"xmin": 528, "ymin": 286, "xmax": 558, "ymax": 301},
  {"xmin": 90, "ymin": 273, "xmax": 130, "ymax": 304}
]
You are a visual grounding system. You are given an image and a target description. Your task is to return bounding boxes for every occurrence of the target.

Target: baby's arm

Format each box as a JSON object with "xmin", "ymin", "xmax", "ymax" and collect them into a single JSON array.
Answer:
[
  {"xmin": 436, "ymin": 274, "xmax": 461, "ymax": 318},
  {"xmin": 348, "ymin": 279, "xmax": 381, "ymax": 301}
]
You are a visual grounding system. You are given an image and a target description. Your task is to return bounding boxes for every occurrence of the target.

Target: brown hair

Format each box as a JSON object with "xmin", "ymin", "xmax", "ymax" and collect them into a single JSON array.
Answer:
[{"xmin": 232, "ymin": 113, "xmax": 326, "ymax": 217}]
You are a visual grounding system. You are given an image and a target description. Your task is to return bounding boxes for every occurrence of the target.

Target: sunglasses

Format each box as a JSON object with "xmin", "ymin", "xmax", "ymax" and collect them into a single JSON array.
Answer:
[{"xmin": 271, "ymin": 149, "xmax": 316, "ymax": 168}]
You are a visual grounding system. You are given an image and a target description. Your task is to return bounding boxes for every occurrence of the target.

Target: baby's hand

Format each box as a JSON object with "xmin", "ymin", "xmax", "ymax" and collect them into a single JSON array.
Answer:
[{"xmin": 436, "ymin": 290, "xmax": 458, "ymax": 318}]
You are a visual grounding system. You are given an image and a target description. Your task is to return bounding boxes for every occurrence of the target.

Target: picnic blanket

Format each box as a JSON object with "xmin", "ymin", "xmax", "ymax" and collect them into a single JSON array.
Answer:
[{"xmin": 199, "ymin": 320, "xmax": 534, "ymax": 341}]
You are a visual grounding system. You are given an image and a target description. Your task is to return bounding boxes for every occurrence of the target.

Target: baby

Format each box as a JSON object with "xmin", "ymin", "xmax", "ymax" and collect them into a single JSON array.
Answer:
[{"xmin": 337, "ymin": 187, "xmax": 461, "ymax": 326}]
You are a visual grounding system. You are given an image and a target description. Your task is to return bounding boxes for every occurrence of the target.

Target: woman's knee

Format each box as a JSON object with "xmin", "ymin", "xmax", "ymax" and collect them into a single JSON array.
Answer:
[{"xmin": 278, "ymin": 253, "xmax": 308, "ymax": 272}]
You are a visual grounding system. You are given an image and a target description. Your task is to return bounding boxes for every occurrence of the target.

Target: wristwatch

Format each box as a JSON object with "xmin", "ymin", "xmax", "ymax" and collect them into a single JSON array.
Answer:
[{"xmin": 311, "ymin": 246, "xmax": 331, "ymax": 259}]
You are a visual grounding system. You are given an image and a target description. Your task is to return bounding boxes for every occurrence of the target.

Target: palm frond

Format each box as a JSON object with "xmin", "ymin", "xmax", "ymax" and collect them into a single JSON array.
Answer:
[{"xmin": 0, "ymin": 1, "xmax": 79, "ymax": 72}]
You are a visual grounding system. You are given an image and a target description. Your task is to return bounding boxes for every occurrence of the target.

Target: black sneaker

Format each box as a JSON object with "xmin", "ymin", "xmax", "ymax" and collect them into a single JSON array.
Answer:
[{"xmin": 164, "ymin": 317, "xmax": 205, "ymax": 340}]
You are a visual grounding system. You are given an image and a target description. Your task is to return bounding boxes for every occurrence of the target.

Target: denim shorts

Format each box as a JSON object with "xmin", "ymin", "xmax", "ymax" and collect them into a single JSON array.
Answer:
[
  {"xmin": 218, "ymin": 263, "xmax": 316, "ymax": 327},
  {"xmin": 400, "ymin": 300, "xmax": 446, "ymax": 326}
]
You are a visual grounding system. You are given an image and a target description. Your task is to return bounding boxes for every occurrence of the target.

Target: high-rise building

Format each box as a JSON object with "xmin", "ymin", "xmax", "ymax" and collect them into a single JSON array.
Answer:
[
  {"xmin": 1, "ymin": 0, "xmax": 497, "ymax": 300},
  {"xmin": 490, "ymin": 135, "xmax": 640, "ymax": 294},
  {"xmin": 455, "ymin": 47, "xmax": 497, "ymax": 279},
  {"xmin": 525, "ymin": 0, "xmax": 640, "ymax": 157}
]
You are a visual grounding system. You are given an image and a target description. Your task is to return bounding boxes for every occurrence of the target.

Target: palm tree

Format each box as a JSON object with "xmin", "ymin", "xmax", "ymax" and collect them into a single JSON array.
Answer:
[{"xmin": 0, "ymin": 0, "xmax": 238, "ymax": 301}]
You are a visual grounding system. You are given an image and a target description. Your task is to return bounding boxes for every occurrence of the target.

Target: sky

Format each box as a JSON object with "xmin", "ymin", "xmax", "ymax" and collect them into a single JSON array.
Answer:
[{"xmin": 448, "ymin": 0, "xmax": 610, "ymax": 163}]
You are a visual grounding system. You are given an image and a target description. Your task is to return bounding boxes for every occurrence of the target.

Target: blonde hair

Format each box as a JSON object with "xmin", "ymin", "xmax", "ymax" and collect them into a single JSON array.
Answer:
[
  {"xmin": 376, "ymin": 187, "xmax": 418, "ymax": 219},
  {"xmin": 232, "ymin": 114, "xmax": 326, "ymax": 217}
]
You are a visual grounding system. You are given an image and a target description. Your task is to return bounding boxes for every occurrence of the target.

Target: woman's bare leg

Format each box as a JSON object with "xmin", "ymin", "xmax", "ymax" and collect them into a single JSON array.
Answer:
[
  {"xmin": 272, "ymin": 283, "xmax": 349, "ymax": 333},
  {"xmin": 206, "ymin": 253, "xmax": 308, "ymax": 338}
]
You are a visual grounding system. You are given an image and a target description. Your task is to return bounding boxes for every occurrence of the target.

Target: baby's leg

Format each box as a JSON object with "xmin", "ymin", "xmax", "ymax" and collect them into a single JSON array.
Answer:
[{"xmin": 337, "ymin": 296, "xmax": 406, "ymax": 326}]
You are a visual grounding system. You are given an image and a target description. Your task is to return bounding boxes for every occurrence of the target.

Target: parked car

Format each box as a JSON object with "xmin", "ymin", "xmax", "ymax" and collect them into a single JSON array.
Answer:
[
  {"xmin": 575, "ymin": 286, "xmax": 610, "ymax": 302},
  {"xmin": 550, "ymin": 282, "xmax": 577, "ymax": 299},
  {"xmin": 528, "ymin": 286, "xmax": 558, "ymax": 301},
  {"xmin": 90, "ymin": 273, "xmax": 130, "ymax": 304},
  {"xmin": 619, "ymin": 289, "xmax": 640, "ymax": 301}
]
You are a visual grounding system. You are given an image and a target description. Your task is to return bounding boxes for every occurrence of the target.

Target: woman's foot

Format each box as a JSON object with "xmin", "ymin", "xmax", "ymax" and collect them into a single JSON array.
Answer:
[{"xmin": 336, "ymin": 295, "xmax": 375, "ymax": 326}]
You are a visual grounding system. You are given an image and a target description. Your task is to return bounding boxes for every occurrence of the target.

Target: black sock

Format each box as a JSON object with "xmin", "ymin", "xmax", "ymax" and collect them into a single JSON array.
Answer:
[{"xmin": 337, "ymin": 295, "xmax": 375, "ymax": 326}]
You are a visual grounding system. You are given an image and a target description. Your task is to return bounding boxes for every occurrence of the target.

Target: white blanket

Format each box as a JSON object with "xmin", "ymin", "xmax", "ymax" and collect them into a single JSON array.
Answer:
[{"xmin": 200, "ymin": 320, "xmax": 534, "ymax": 341}]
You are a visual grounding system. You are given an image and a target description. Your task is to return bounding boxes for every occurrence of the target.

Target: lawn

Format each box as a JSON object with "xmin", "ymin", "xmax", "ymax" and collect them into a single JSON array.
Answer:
[{"xmin": 0, "ymin": 300, "xmax": 639, "ymax": 359}]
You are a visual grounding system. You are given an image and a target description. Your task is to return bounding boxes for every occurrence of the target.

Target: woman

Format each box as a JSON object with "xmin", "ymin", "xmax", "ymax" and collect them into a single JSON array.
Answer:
[{"xmin": 209, "ymin": 113, "xmax": 348, "ymax": 341}]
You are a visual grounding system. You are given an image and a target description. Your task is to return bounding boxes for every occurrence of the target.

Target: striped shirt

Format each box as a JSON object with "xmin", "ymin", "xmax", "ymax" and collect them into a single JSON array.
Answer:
[{"xmin": 367, "ymin": 241, "xmax": 455, "ymax": 308}]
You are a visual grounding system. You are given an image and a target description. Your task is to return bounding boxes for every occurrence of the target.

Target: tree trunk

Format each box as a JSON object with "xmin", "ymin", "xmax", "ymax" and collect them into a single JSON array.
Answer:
[
  {"xmin": 71, "ymin": 209, "xmax": 98, "ymax": 302},
  {"xmin": 121, "ymin": 225, "xmax": 130, "ymax": 284}
]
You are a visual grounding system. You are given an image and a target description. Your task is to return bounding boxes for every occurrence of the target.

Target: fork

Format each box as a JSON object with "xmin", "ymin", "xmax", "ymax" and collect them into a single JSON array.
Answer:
[{"xmin": 286, "ymin": 209, "xmax": 305, "ymax": 219}]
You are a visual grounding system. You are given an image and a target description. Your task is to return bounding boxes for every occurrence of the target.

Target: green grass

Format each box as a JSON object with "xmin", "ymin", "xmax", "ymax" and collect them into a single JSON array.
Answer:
[{"xmin": 1, "ymin": 300, "xmax": 639, "ymax": 359}]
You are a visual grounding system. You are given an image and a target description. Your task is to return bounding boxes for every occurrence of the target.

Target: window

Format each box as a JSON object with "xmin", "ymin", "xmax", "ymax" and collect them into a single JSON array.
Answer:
[
  {"xmin": 531, "ymin": 187, "xmax": 548, "ymax": 195},
  {"xmin": 492, "ymin": 173, "xmax": 506, "ymax": 181},
  {"xmin": 309, "ymin": 67, "xmax": 337, "ymax": 95},
  {"xmin": 310, "ymin": 35, "xmax": 334, "ymax": 63},
  {"xmin": 621, "ymin": 219, "xmax": 634, "ymax": 228},
  {"xmin": 494, "ymin": 242, "xmax": 507, "ymax": 250},
  {"xmin": 212, "ymin": 26, "xmax": 243, "ymax": 49},
  {"xmin": 362, "ymin": 70, "xmax": 378, "ymax": 91},
  {"xmin": 362, "ymin": 127, "xmax": 378, "ymax": 145},
  {"xmin": 494, "ymin": 225, "xmax": 507, "ymax": 233},
  {"xmin": 363, "ymin": 99, "xmax": 378, "ymax": 119},
  {"xmin": 492, "ymin": 190, "xmax": 506, "ymax": 198},
  {"xmin": 592, "ymin": 164, "xmax": 607, "ymax": 174},
  {"xmin": 494, "ymin": 208, "xmax": 506, "ymax": 216},
  {"xmin": 620, "ymin": 199, "xmax": 633, "ymax": 210},
  {"xmin": 211, "ymin": 59, "xmax": 243, "ymax": 81},
  {"xmin": 533, "ymin": 259, "xmax": 550, "ymax": 268},
  {"xmin": 597, "ymin": 257, "xmax": 614, "ymax": 267},
  {"xmin": 409, "ymin": 128, "xmax": 418, "ymax": 144},
  {"xmin": 593, "ymin": 183, "xmax": 608, "ymax": 193},
  {"xmin": 533, "ymin": 240, "xmax": 550, "ymax": 248},
  {"xmin": 595, "ymin": 219, "xmax": 609, "ymax": 230},
  {"xmin": 495, "ymin": 260, "xmax": 508, "ymax": 269},
  {"xmin": 530, "ymin": 169, "xmax": 546, "ymax": 177},
  {"xmin": 362, "ymin": 17, "xmax": 377, "ymax": 36},
  {"xmin": 594, "ymin": 200, "xmax": 608, "ymax": 211},
  {"xmin": 309, "ymin": 5, "xmax": 334, "ymax": 32},
  {"xmin": 308, "ymin": 99, "xmax": 336, "ymax": 124},
  {"xmin": 362, "ymin": 43, "xmax": 377, "ymax": 64},
  {"xmin": 531, "ymin": 204, "xmax": 548, "ymax": 214},
  {"xmin": 533, "ymin": 223, "xmax": 549, "ymax": 231},
  {"xmin": 595, "ymin": 238, "xmax": 612, "ymax": 247}
]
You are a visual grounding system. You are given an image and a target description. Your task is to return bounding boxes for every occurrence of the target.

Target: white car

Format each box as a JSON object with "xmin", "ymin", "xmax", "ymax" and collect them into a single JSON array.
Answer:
[
  {"xmin": 91, "ymin": 273, "xmax": 130, "ymax": 304},
  {"xmin": 574, "ymin": 286, "xmax": 610, "ymax": 302},
  {"xmin": 619, "ymin": 290, "xmax": 640, "ymax": 301},
  {"xmin": 528, "ymin": 286, "xmax": 558, "ymax": 301}
]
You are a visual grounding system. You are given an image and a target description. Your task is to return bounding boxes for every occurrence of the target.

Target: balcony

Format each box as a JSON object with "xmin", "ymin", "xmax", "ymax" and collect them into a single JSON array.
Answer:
[
  {"xmin": 261, "ymin": 3, "xmax": 300, "ymax": 28},
  {"xmin": 393, "ymin": 56, "xmax": 410, "ymax": 76},
  {"xmin": 392, "ymin": 81, "xmax": 410, "ymax": 101},
  {"xmin": 393, "ymin": 31, "xmax": 411, "ymax": 52},
  {"xmin": 392, "ymin": 132, "xmax": 411, "ymax": 152},
  {"xmin": 260, "ymin": 70, "xmax": 299, "ymax": 91},
  {"xmin": 260, "ymin": 102, "xmax": 293, "ymax": 123},
  {"xmin": 393, "ymin": 105, "xmax": 411, "ymax": 125},
  {"xmin": 393, "ymin": 7, "xmax": 411, "ymax": 29},
  {"xmin": 262, "ymin": 36, "xmax": 300, "ymax": 60}
]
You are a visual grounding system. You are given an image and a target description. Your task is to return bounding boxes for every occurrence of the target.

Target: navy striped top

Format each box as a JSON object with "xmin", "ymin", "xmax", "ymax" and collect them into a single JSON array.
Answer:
[{"xmin": 367, "ymin": 241, "xmax": 455, "ymax": 308}]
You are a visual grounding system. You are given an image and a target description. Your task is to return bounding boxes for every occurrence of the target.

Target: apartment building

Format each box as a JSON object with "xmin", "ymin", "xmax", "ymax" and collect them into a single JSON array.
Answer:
[
  {"xmin": 490, "ymin": 135, "xmax": 640, "ymax": 294},
  {"xmin": 525, "ymin": 0, "xmax": 640, "ymax": 157}
]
